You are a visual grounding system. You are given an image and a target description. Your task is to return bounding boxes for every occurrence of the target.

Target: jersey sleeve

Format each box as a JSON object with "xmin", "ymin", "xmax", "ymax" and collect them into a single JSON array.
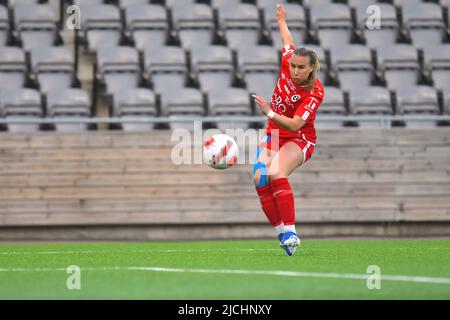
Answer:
[
  {"xmin": 294, "ymin": 93, "xmax": 323, "ymax": 122},
  {"xmin": 280, "ymin": 44, "xmax": 295, "ymax": 71},
  {"xmin": 281, "ymin": 43, "xmax": 295, "ymax": 57}
]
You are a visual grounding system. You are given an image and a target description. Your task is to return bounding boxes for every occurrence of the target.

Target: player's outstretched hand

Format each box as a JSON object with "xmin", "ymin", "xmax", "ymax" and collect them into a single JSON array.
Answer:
[
  {"xmin": 252, "ymin": 95, "xmax": 271, "ymax": 116},
  {"xmin": 276, "ymin": 3, "xmax": 287, "ymax": 23}
]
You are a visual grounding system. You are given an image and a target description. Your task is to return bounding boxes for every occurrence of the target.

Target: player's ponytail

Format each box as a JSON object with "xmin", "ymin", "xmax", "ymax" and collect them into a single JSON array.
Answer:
[{"xmin": 293, "ymin": 47, "xmax": 320, "ymax": 92}]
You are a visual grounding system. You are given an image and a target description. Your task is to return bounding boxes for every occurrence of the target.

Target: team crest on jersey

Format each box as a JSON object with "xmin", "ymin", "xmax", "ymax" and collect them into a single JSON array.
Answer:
[{"xmin": 291, "ymin": 94, "xmax": 301, "ymax": 102}]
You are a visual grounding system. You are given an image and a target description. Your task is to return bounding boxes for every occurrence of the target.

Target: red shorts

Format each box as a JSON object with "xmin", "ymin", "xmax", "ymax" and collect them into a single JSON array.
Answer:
[{"xmin": 258, "ymin": 134, "xmax": 315, "ymax": 164}]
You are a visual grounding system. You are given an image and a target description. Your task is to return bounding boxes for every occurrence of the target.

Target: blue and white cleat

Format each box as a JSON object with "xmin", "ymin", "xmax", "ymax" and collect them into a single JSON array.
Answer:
[{"xmin": 280, "ymin": 232, "xmax": 301, "ymax": 256}]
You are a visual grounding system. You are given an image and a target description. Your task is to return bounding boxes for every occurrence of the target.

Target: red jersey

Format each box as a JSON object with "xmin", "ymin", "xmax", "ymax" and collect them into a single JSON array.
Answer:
[{"xmin": 266, "ymin": 44, "xmax": 324, "ymax": 144}]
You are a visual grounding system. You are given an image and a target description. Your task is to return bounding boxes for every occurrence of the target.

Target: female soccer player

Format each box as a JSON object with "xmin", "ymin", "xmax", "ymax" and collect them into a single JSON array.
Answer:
[{"xmin": 252, "ymin": 4, "xmax": 324, "ymax": 256}]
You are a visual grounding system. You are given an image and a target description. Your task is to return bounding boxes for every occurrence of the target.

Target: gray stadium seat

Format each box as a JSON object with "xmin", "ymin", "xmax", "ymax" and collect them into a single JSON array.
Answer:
[
  {"xmin": 349, "ymin": 86, "xmax": 392, "ymax": 128},
  {"xmin": 113, "ymin": 88, "xmax": 157, "ymax": 132},
  {"xmin": 396, "ymin": 85, "xmax": 439, "ymax": 128},
  {"xmin": 0, "ymin": 6, "xmax": 9, "ymax": 46},
  {"xmin": 172, "ymin": 4, "xmax": 215, "ymax": 51},
  {"xmin": 331, "ymin": 44, "xmax": 374, "ymax": 92},
  {"xmin": 310, "ymin": 3, "xmax": 353, "ymax": 50},
  {"xmin": 393, "ymin": 0, "xmax": 425, "ymax": 7},
  {"xmin": 46, "ymin": 89, "xmax": 91, "ymax": 132},
  {"xmin": 303, "ymin": 0, "xmax": 334, "ymax": 6},
  {"xmin": 125, "ymin": 4, "xmax": 168, "ymax": 52},
  {"xmin": 31, "ymin": 46, "xmax": 74, "ymax": 93},
  {"xmin": 238, "ymin": 45, "xmax": 278, "ymax": 97},
  {"xmin": 402, "ymin": 3, "xmax": 446, "ymax": 48},
  {"xmin": 97, "ymin": 46, "xmax": 141, "ymax": 95},
  {"xmin": 165, "ymin": 0, "xmax": 197, "ymax": 9},
  {"xmin": 356, "ymin": 3, "xmax": 399, "ymax": 49},
  {"xmin": 80, "ymin": 4, "xmax": 122, "ymax": 53},
  {"xmin": 208, "ymin": 88, "xmax": 252, "ymax": 130},
  {"xmin": 73, "ymin": 0, "xmax": 103, "ymax": 6},
  {"xmin": 1, "ymin": 88, "xmax": 42, "ymax": 132},
  {"xmin": 261, "ymin": 2, "xmax": 306, "ymax": 49},
  {"xmin": 144, "ymin": 38, "xmax": 189, "ymax": 123},
  {"xmin": 0, "ymin": 47, "xmax": 27, "ymax": 89},
  {"xmin": 14, "ymin": 4, "xmax": 58, "ymax": 51},
  {"xmin": 211, "ymin": 0, "xmax": 241, "ymax": 10},
  {"xmin": 444, "ymin": 89, "xmax": 450, "ymax": 115},
  {"xmin": 218, "ymin": 4, "xmax": 261, "ymax": 50},
  {"xmin": 118, "ymin": 0, "xmax": 150, "ymax": 8},
  {"xmin": 377, "ymin": 44, "xmax": 420, "ymax": 90},
  {"xmin": 144, "ymin": 46, "xmax": 187, "ymax": 103},
  {"xmin": 164, "ymin": 88, "xmax": 204, "ymax": 130},
  {"xmin": 191, "ymin": 45, "xmax": 234, "ymax": 95},
  {"xmin": 316, "ymin": 86, "xmax": 346, "ymax": 129},
  {"xmin": 423, "ymin": 44, "xmax": 450, "ymax": 91}
]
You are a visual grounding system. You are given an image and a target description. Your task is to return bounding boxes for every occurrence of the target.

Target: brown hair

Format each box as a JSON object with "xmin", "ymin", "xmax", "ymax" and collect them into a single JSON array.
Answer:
[{"xmin": 292, "ymin": 47, "xmax": 320, "ymax": 91}]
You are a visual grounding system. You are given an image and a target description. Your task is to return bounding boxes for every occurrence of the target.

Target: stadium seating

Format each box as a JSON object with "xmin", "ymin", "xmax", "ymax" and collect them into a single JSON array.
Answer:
[
  {"xmin": 30, "ymin": 46, "xmax": 75, "ymax": 93},
  {"xmin": 191, "ymin": 45, "xmax": 234, "ymax": 95},
  {"xmin": 0, "ymin": 0, "xmax": 449, "ymax": 131},
  {"xmin": 164, "ymin": 88, "xmax": 205, "ymax": 130},
  {"xmin": 0, "ymin": 88, "xmax": 42, "ymax": 132},
  {"xmin": 172, "ymin": 3, "xmax": 215, "ymax": 51},
  {"xmin": 238, "ymin": 45, "xmax": 279, "ymax": 97},
  {"xmin": 124, "ymin": 4, "xmax": 169, "ymax": 52},
  {"xmin": 357, "ymin": 3, "xmax": 399, "ymax": 49},
  {"xmin": 208, "ymin": 87, "xmax": 252, "ymax": 130},
  {"xmin": 0, "ymin": 47, "xmax": 27, "ymax": 90},
  {"xmin": 0, "ymin": 5, "xmax": 9, "ymax": 47},
  {"xmin": 402, "ymin": 2, "xmax": 446, "ymax": 49},
  {"xmin": 46, "ymin": 88, "xmax": 91, "ymax": 132},
  {"xmin": 331, "ymin": 44, "xmax": 374, "ymax": 92},
  {"xmin": 79, "ymin": 4, "xmax": 122, "ymax": 53},
  {"xmin": 96, "ymin": 46, "xmax": 141, "ymax": 95},
  {"xmin": 377, "ymin": 44, "xmax": 420, "ymax": 90},
  {"xmin": 144, "ymin": 46, "xmax": 187, "ymax": 104},
  {"xmin": 13, "ymin": 3, "xmax": 59, "ymax": 51},
  {"xmin": 112, "ymin": 88, "xmax": 158, "ymax": 131},
  {"xmin": 218, "ymin": 3, "xmax": 261, "ymax": 50},
  {"xmin": 309, "ymin": 3, "xmax": 353, "ymax": 51}
]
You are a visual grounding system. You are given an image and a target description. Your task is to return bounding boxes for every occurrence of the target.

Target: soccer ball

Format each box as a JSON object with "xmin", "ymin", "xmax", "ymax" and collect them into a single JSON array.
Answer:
[{"xmin": 203, "ymin": 134, "xmax": 239, "ymax": 170}]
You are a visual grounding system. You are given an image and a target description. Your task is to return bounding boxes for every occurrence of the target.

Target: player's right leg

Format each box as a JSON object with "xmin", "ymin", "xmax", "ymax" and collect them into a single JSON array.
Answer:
[{"xmin": 252, "ymin": 136, "xmax": 285, "ymax": 241}]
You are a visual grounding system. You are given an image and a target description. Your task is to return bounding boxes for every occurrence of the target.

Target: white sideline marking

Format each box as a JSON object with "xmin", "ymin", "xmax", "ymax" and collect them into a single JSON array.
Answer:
[
  {"xmin": 0, "ymin": 249, "xmax": 279, "ymax": 255},
  {"xmin": 0, "ymin": 266, "xmax": 449, "ymax": 285}
]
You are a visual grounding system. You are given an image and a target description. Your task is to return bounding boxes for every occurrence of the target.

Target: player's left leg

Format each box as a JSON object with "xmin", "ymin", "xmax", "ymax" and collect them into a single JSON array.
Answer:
[{"xmin": 268, "ymin": 140, "xmax": 310, "ymax": 255}]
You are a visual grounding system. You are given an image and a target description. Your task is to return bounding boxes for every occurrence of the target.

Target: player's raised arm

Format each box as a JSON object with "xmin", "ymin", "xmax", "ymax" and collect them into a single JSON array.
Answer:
[{"xmin": 276, "ymin": 4, "xmax": 294, "ymax": 47}]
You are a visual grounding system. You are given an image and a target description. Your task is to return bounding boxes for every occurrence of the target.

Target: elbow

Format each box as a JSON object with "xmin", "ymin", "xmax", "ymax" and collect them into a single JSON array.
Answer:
[{"xmin": 288, "ymin": 120, "xmax": 306, "ymax": 132}]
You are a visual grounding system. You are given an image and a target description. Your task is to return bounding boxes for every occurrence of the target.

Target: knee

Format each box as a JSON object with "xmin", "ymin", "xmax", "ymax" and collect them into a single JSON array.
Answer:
[
  {"xmin": 253, "ymin": 161, "xmax": 269, "ymax": 188},
  {"xmin": 268, "ymin": 164, "xmax": 287, "ymax": 181}
]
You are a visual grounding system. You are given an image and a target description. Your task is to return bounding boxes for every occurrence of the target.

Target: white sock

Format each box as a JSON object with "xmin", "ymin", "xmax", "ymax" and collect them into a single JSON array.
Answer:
[
  {"xmin": 284, "ymin": 225, "xmax": 297, "ymax": 234},
  {"xmin": 274, "ymin": 223, "xmax": 285, "ymax": 235}
]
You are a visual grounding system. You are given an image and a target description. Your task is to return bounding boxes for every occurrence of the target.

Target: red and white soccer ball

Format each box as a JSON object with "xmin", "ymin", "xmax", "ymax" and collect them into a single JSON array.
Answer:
[{"xmin": 203, "ymin": 134, "xmax": 239, "ymax": 170}]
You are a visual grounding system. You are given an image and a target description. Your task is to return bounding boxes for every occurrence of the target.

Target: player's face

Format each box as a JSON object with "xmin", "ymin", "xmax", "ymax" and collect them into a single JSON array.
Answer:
[{"xmin": 289, "ymin": 54, "xmax": 314, "ymax": 85}]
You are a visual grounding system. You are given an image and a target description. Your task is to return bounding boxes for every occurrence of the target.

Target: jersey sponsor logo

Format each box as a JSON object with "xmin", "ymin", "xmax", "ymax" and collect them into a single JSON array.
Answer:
[
  {"xmin": 271, "ymin": 92, "xmax": 286, "ymax": 114},
  {"xmin": 287, "ymin": 79, "xmax": 296, "ymax": 91},
  {"xmin": 283, "ymin": 84, "xmax": 291, "ymax": 95},
  {"xmin": 305, "ymin": 97, "xmax": 318, "ymax": 112},
  {"xmin": 283, "ymin": 44, "xmax": 294, "ymax": 56},
  {"xmin": 284, "ymin": 97, "xmax": 295, "ymax": 109},
  {"xmin": 291, "ymin": 94, "xmax": 301, "ymax": 102}
]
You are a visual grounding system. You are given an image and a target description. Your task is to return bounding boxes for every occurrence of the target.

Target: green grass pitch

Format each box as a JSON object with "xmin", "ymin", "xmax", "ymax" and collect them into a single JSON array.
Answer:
[{"xmin": 0, "ymin": 239, "xmax": 449, "ymax": 299}]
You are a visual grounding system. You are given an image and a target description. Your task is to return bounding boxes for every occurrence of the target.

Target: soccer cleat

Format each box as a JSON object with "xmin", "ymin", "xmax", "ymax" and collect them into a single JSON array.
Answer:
[{"xmin": 280, "ymin": 232, "xmax": 301, "ymax": 256}]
